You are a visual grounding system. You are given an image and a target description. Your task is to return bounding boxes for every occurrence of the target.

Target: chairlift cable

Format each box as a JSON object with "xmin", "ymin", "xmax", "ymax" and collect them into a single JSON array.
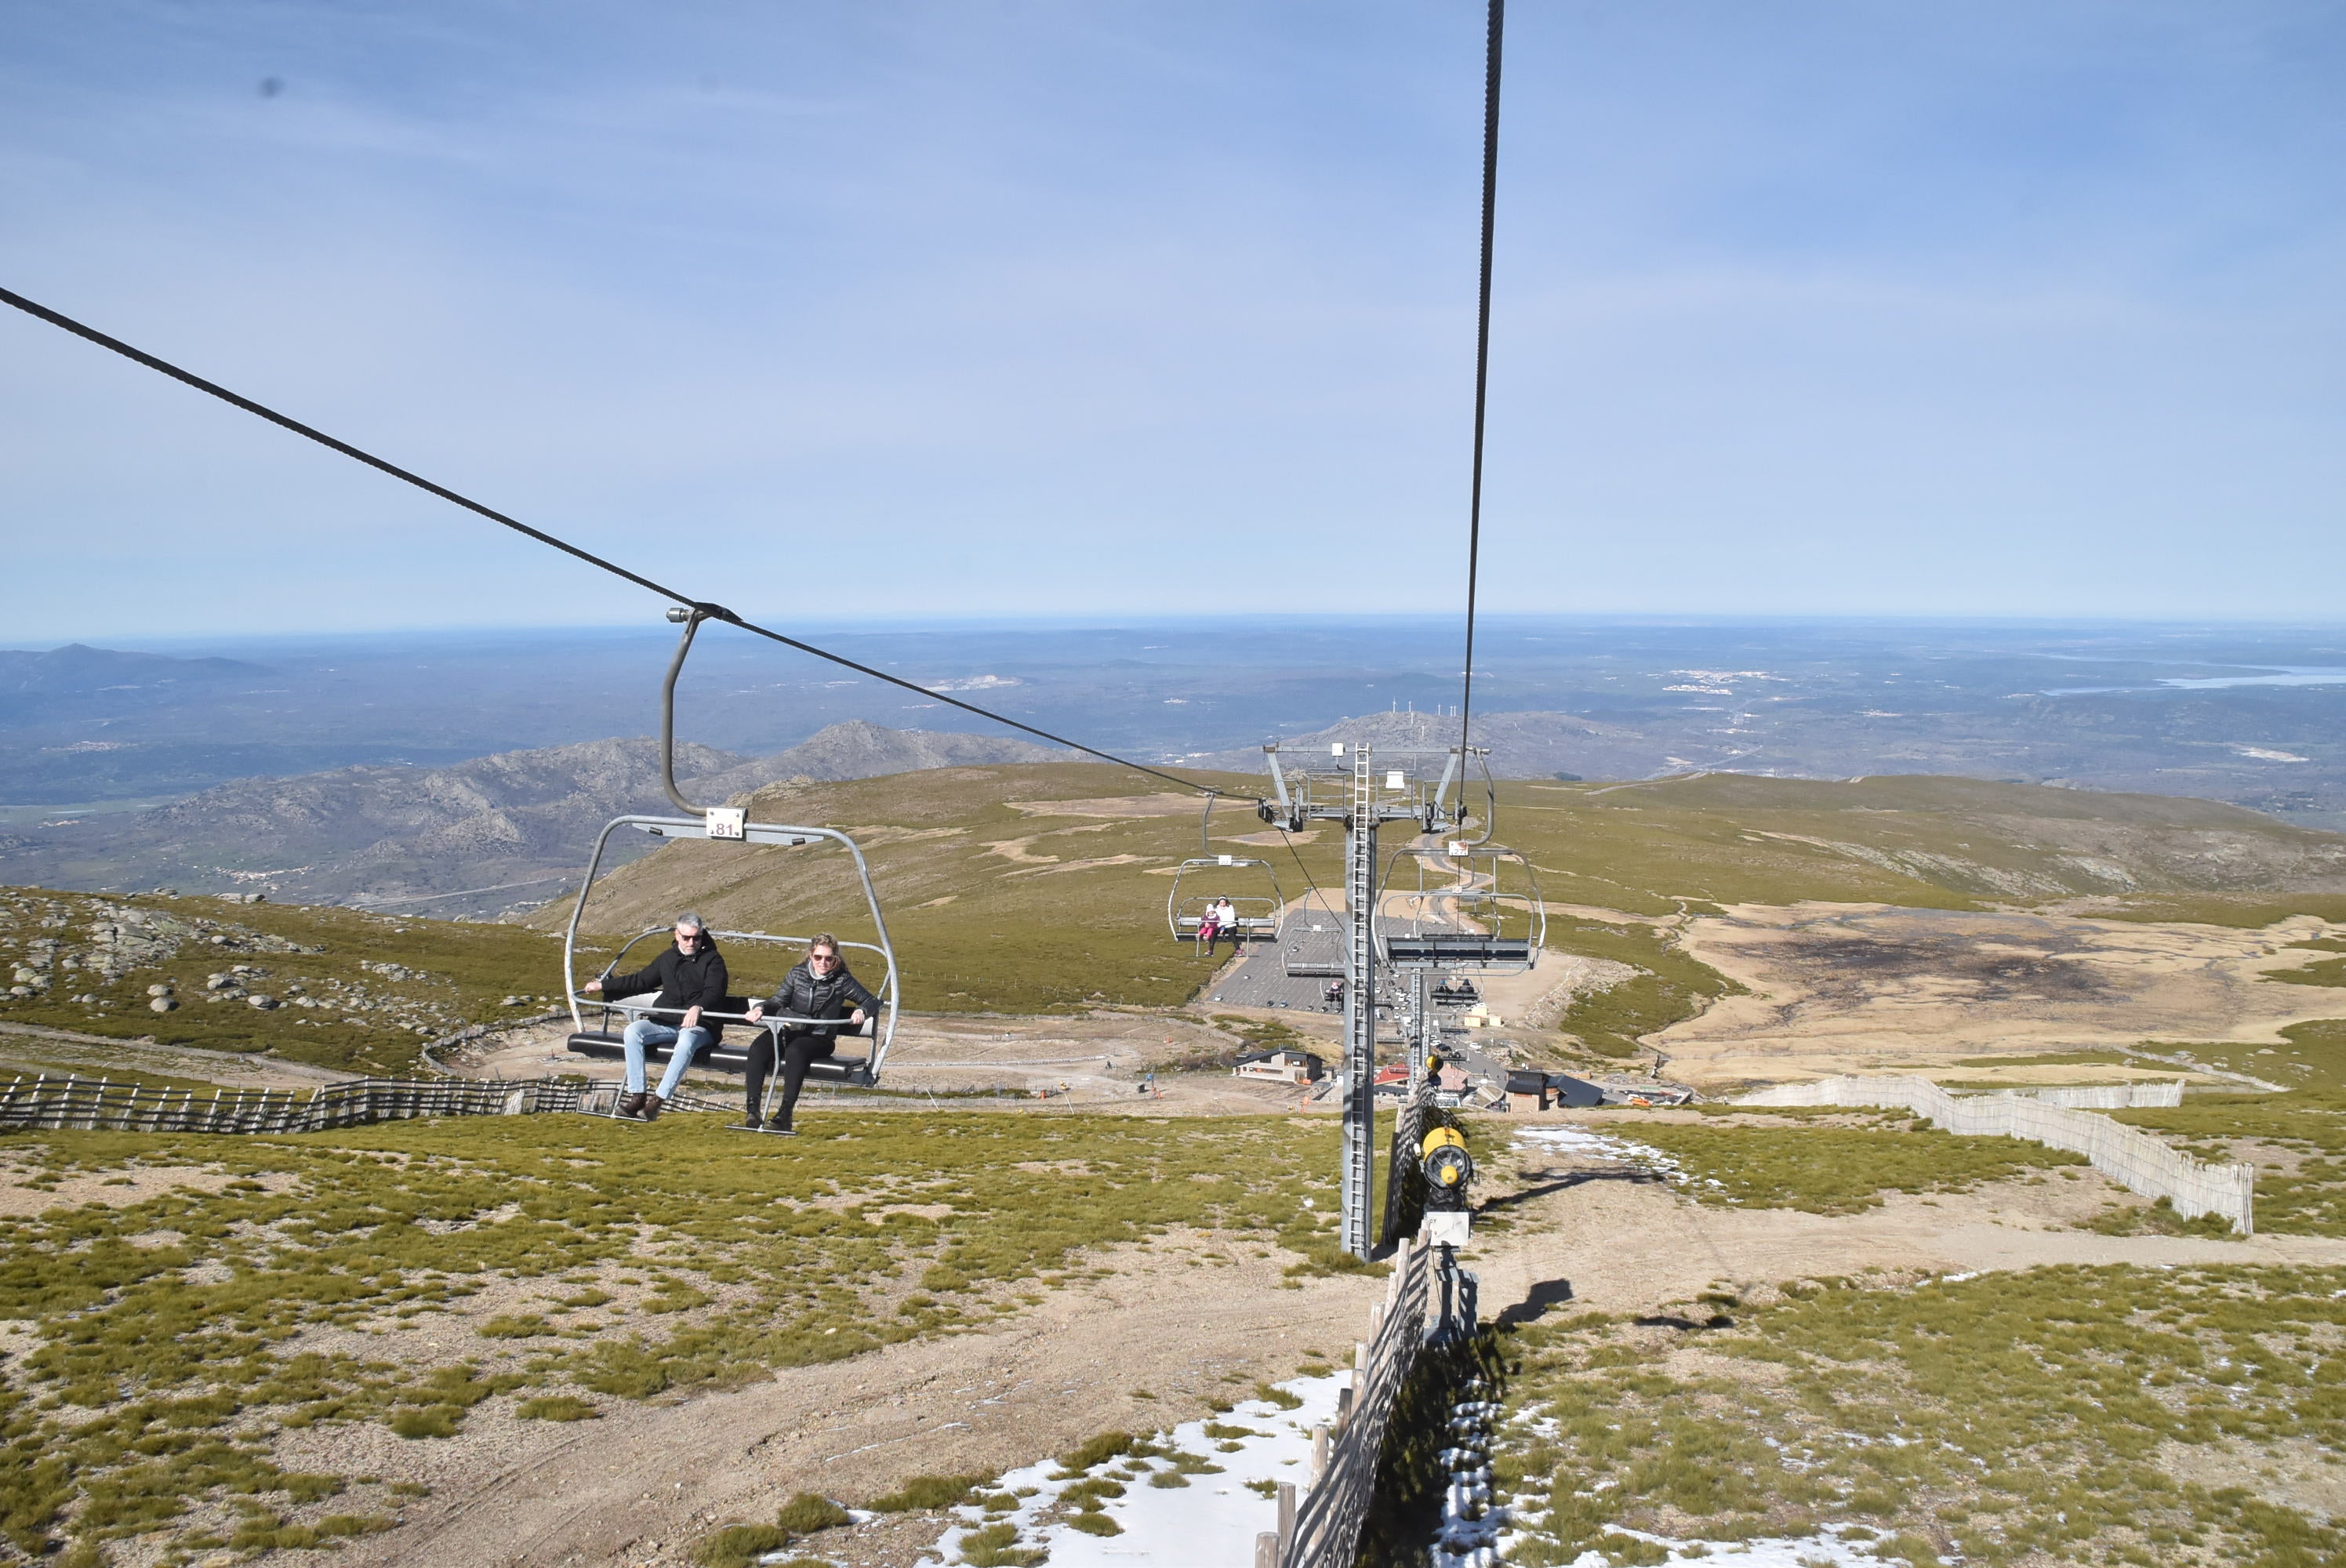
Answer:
[
  {"xmin": 0, "ymin": 282, "xmax": 1226, "ymax": 803},
  {"xmin": 1456, "ymin": 0, "xmax": 1505, "ymax": 765},
  {"xmin": 1273, "ymin": 820, "xmax": 1349, "ymax": 963}
]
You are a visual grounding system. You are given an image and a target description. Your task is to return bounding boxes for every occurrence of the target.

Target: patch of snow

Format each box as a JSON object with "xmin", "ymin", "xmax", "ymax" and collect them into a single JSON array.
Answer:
[
  {"xmin": 1512, "ymin": 1127, "xmax": 1725, "ymax": 1191},
  {"xmin": 927, "ymin": 1371, "xmax": 1353, "ymax": 1566}
]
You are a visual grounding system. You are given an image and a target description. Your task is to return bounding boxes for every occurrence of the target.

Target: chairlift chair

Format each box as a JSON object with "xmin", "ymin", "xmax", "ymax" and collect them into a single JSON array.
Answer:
[
  {"xmin": 1280, "ymin": 886, "xmax": 1349, "ymax": 979},
  {"xmin": 1167, "ymin": 855, "xmax": 1284, "ymax": 947},
  {"xmin": 1165, "ymin": 793, "xmax": 1285, "ymax": 947},
  {"xmin": 559, "ymin": 606, "xmax": 902, "ymax": 1120},
  {"xmin": 561, "ymin": 817, "xmax": 902, "ymax": 1098},
  {"xmin": 1378, "ymin": 837, "xmax": 1545, "ymax": 973}
]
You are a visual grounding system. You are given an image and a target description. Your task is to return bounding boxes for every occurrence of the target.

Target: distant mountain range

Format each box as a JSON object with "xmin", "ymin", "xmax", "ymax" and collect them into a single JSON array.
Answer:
[
  {"xmin": 0, "ymin": 722, "xmax": 1060, "ymax": 916},
  {"xmin": 0, "ymin": 644, "xmax": 266, "ymax": 712}
]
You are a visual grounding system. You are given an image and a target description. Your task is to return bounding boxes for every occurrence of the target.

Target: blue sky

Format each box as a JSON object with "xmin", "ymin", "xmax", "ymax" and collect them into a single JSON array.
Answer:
[{"xmin": 2, "ymin": 0, "xmax": 2341, "ymax": 641}]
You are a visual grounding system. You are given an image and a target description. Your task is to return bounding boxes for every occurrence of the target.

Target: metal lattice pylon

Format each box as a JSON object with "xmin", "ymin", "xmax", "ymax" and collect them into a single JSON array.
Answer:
[{"xmin": 1338, "ymin": 745, "xmax": 1380, "ymax": 1259}]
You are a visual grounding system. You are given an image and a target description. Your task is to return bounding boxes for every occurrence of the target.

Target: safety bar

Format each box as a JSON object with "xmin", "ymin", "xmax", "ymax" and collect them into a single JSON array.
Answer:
[{"xmin": 571, "ymin": 996, "xmax": 874, "ymax": 1033}]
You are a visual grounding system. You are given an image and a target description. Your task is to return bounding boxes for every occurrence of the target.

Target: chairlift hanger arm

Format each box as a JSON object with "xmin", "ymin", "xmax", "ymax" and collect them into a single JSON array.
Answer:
[
  {"xmin": 1260, "ymin": 746, "xmax": 1301, "ymax": 830},
  {"xmin": 661, "ymin": 606, "xmax": 722, "ymax": 816},
  {"xmin": 1456, "ymin": 748, "xmax": 1498, "ymax": 848}
]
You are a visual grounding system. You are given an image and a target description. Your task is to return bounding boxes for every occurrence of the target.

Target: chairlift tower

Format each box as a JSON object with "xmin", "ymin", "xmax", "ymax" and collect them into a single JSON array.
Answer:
[
  {"xmin": 1262, "ymin": 742, "xmax": 1461, "ymax": 1260},
  {"xmin": 1266, "ymin": 739, "xmax": 1546, "ymax": 1258}
]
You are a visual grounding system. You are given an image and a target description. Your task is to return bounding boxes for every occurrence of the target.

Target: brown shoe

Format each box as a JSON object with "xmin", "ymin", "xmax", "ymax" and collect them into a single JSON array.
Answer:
[
  {"xmin": 617, "ymin": 1091, "xmax": 647, "ymax": 1119},
  {"xmin": 641, "ymin": 1093, "xmax": 664, "ymax": 1123}
]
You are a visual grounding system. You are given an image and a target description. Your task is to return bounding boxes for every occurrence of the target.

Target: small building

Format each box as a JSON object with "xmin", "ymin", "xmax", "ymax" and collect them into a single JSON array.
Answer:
[
  {"xmin": 1235, "ymin": 1047, "xmax": 1324, "ymax": 1085},
  {"xmin": 1505, "ymin": 1069, "xmax": 1550, "ymax": 1112}
]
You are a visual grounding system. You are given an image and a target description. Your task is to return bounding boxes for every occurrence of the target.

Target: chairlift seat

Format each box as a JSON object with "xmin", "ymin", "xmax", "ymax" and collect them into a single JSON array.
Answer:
[
  {"xmin": 565, "ymin": 1018, "xmax": 877, "ymax": 1088},
  {"xmin": 1174, "ymin": 915, "xmax": 1280, "ymax": 939},
  {"xmin": 1383, "ymin": 935, "xmax": 1536, "ymax": 968}
]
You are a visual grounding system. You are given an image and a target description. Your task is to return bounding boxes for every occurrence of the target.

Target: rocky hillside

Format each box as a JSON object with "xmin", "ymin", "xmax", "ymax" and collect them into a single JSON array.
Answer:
[
  {"xmin": 691, "ymin": 720, "xmax": 1060, "ymax": 797},
  {"xmin": 0, "ymin": 724, "xmax": 1062, "ymax": 916}
]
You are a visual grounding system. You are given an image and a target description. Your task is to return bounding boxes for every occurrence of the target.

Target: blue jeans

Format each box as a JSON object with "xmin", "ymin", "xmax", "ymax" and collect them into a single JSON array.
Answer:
[{"xmin": 622, "ymin": 1019, "xmax": 712, "ymax": 1098}]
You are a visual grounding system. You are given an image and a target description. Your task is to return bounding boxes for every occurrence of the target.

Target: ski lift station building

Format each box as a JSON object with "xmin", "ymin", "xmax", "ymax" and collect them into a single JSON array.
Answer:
[{"xmin": 1234, "ymin": 1047, "xmax": 1325, "ymax": 1085}]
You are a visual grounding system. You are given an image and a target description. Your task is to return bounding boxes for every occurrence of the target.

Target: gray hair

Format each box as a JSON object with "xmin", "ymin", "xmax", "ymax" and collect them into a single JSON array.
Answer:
[{"xmin": 675, "ymin": 913, "xmax": 705, "ymax": 931}]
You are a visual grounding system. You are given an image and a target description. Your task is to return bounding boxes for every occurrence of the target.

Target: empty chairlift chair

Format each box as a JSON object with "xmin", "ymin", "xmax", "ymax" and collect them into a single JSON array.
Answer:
[{"xmin": 1379, "ymin": 839, "xmax": 1545, "ymax": 974}]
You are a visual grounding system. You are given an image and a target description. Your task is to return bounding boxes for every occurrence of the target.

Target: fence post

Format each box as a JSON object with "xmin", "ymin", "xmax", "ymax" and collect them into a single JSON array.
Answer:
[{"xmin": 1276, "ymin": 1480, "xmax": 1297, "ymax": 1559}]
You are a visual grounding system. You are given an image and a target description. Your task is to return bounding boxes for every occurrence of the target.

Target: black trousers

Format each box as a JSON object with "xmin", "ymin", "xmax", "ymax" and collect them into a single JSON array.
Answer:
[{"xmin": 746, "ymin": 1029, "xmax": 833, "ymax": 1126}]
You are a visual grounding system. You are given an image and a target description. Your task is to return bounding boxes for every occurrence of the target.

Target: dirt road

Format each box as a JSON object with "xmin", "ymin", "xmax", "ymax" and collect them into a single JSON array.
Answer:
[
  {"xmin": 330, "ymin": 1230, "xmax": 1387, "ymax": 1568},
  {"xmin": 1473, "ymin": 1118, "xmax": 2346, "ymax": 1326},
  {"xmin": 460, "ymin": 1012, "xmax": 1328, "ymax": 1115}
]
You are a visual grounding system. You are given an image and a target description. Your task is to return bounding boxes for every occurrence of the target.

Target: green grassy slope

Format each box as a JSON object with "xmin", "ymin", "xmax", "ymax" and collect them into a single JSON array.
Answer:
[
  {"xmin": 524, "ymin": 764, "xmax": 2346, "ymax": 1018},
  {"xmin": 10, "ymin": 766, "xmax": 2337, "ymax": 1047},
  {"xmin": 0, "ymin": 1109, "xmax": 1353, "ymax": 1559}
]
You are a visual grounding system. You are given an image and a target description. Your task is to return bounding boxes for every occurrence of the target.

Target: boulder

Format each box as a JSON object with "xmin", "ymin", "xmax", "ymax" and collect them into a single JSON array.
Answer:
[{"xmin": 150, "ymin": 996, "xmax": 178, "ymax": 1013}]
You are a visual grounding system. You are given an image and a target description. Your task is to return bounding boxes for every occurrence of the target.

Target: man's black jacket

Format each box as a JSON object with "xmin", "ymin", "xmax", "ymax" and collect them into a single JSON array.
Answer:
[
  {"xmin": 603, "ymin": 940, "xmax": 730, "ymax": 1042},
  {"xmin": 761, "ymin": 959, "xmax": 879, "ymax": 1033}
]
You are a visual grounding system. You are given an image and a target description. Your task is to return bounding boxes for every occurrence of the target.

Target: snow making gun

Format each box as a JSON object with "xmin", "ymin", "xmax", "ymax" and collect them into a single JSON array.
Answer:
[{"xmin": 1420, "ymin": 1123, "xmax": 1474, "ymax": 1247}]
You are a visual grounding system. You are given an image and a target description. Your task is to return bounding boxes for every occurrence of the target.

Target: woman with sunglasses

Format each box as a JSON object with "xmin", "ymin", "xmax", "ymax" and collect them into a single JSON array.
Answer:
[{"xmin": 743, "ymin": 934, "xmax": 877, "ymax": 1134}]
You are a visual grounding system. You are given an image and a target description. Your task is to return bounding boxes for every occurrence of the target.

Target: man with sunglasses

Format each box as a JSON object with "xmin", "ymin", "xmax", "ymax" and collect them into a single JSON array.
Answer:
[
  {"xmin": 583, "ymin": 912, "xmax": 729, "ymax": 1122},
  {"xmin": 743, "ymin": 934, "xmax": 877, "ymax": 1134}
]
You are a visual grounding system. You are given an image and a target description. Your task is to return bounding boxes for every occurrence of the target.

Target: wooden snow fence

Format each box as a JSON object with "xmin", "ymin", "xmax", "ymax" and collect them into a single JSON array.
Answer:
[
  {"xmin": 1737, "ymin": 1074, "xmax": 2255, "ymax": 1233},
  {"xmin": 1258, "ymin": 1232, "xmax": 1436, "ymax": 1568},
  {"xmin": 0, "ymin": 1073, "xmax": 730, "ymax": 1135}
]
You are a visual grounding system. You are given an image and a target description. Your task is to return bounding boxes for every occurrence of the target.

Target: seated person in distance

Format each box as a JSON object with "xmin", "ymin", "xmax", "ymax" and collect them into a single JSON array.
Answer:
[
  {"xmin": 743, "ymin": 933, "xmax": 877, "ymax": 1134},
  {"xmin": 583, "ymin": 911, "xmax": 728, "ymax": 1121}
]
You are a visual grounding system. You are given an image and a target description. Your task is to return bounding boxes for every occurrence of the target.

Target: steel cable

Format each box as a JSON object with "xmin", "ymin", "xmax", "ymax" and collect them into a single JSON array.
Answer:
[
  {"xmin": 1457, "ymin": 0, "xmax": 1505, "ymax": 764},
  {"xmin": 0, "ymin": 282, "xmax": 1220, "ymax": 799}
]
